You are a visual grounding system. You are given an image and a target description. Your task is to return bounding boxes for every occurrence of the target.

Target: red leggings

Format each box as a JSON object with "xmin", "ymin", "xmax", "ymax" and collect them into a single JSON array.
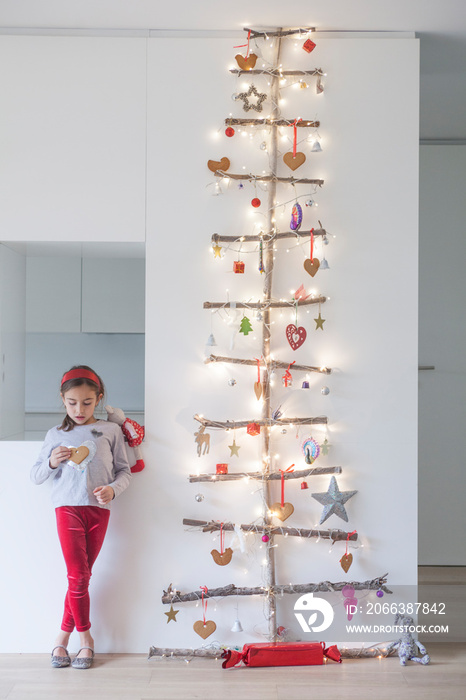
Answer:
[{"xmin": 55, "ymin": 506, "xmax": 110, "ymax": 633}]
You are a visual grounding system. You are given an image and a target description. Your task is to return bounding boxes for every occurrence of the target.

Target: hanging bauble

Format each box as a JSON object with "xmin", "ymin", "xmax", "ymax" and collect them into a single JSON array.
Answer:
[
  {"xmin": 225, "ymin": 127, "xmax": 235, "ymax": 137},
  {"xmin": 247, "ymin": 422, "xmax": 260, "ymax": 436},
  {"xmin": 290, "ymin": 203, "xmax": 303, "ymax": 231},
  {"xmin": 260, "ymin": 141, "xmax": 267, "ymax": 150},
  {"xmin": 195, "ymin": 493, "xmax": 204, "ymax": 502},
  {"xmin": 376, "ymin": 590, "xmax": 384, "ymax": 598},
  {"xmin": 305, "ymin": 199, "xmax": 316, "ymax": 207},
  {"xmin": 251, "ymin": 197, "xmax": 261, "ymax": 208},
  {"xmin": 321, "ymin": 386, "xmax": 330, "ymax": 395},
  {"xmin": 262, "ymin": 534, "xmax": 270, "ymax": 542},
  {"xmin": 281, "ymin": 428, "xmax": 287, "ymax": 434},
  {"xmin": 228, "ymin": 378, "xmax": 237, "ymax": 387}
]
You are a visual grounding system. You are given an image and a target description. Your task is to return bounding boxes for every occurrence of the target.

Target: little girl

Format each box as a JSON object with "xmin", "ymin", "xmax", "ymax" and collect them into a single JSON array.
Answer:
[{"xmin": 31, "ymin": 365, "xmax": 131, "ymax": 669}]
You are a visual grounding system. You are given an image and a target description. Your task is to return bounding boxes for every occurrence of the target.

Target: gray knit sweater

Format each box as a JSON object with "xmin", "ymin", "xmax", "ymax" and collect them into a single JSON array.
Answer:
[{"xmin": 31, "ymin": 420, "xmax": 131, "ymax": 509}]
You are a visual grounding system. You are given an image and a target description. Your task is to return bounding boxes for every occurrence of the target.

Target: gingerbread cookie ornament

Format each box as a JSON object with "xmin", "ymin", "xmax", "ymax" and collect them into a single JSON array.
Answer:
[{"xmin": 66, "ymin": 440, "xmax": 97, "ymax": 472}]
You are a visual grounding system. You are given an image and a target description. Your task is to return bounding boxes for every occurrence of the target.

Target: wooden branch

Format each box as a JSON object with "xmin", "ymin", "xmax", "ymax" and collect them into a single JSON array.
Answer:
[
  {"xmin": 246, "ymin": 27, "xmax": 316, "ymax": 39},
  {"xmin": 225, "ymin": 118, "xmax": 320, "ymax": 128},
  {"xmin": 230, "ymin": 69, "xmax": 323, "ymax": 77},
  {"xmin": 161, "ymin": 575, "xmax": 391, "ymax": 604},
  {"xmin": 203, "ymin": 296, "xmax": 327, "ymax": 310},
  {"xmin": 204, "ymin": 354, "xmax": 331, "ymax": 375},
  {"xmin": 212, "ymin": 228, "xmax": 327, "ymax": 243},
  {"xmin": 188, "ymin": 466, "xmax": 342, "ymax": 482},
  {"xmin": 149, "ymin": 646, "xmax": 393, "ymax": 660},
  {"xmin": 215, "ymin": 170, "xmax": 324, "ymax": 186},
  {"xmin": 193, "ymin": 414, "xmax": 328, "ymax": 429},
  {"xmin": 183, "ymin": 519, "xmax": 355, "ymax": 542}
]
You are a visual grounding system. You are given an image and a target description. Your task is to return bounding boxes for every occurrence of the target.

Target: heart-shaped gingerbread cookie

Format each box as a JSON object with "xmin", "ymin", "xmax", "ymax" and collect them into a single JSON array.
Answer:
[
  {"xmin": 207, "ymin": 157, "xmax": 230, "ymax": 173},
  {"xmin": 304, "ymin": 257, "xmax": 320, "ymax": 277},
  {"xmin": 211, "ymin": 548, "xmax": 233, "ymax": 566},
  {"xmin": 283, "ymin": 152, "xmax": 306, "ymax": 171},
  {"xmin": 271, "ymin": 502, "xmax": 294, "ymax": 522},
  {"xmin": 235, "ymin": 53, "xmax": 258, "ymax": 70},
  {"xmin": 69, "ymin": 446, "xmax": 89, "ymax": 465},
  {"xmin": 193, "ymin": 620, "xmax": 217, "ymax": 639},
  {"xmin": 66, "ymin": 440, "xmax": 97, "ymax": 472}
]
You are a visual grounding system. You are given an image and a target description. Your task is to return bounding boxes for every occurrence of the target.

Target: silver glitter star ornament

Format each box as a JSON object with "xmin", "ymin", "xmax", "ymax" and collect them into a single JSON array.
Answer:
[{"xmin": 311, "ymin": 476, "xmax": 357, "ymax": 524}]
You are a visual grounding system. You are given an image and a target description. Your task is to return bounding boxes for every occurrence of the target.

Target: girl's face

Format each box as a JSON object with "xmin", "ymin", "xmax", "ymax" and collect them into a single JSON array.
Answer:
[{"xmin": 61, "ymin": 384, "xmax": 103, "ymax": 426}]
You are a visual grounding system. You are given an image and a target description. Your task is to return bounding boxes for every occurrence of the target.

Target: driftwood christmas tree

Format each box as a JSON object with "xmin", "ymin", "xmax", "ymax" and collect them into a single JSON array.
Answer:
[{"xmin": 158, "ymin": 26, "xmax": 390, "ymax": 651}]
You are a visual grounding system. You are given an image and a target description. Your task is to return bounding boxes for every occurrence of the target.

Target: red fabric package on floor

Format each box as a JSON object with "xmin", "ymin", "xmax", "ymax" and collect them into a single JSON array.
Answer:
[{"xmin": 222, "ymin": 642, "xmax": 341, "ymax": 669}]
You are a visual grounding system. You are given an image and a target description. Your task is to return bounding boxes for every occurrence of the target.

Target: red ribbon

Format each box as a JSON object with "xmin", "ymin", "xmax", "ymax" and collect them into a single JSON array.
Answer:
[
  {"xmin": 282, "ymin": 360, "xmax": 295, "ymax": 387},
  {"xmin": 254, "ymin": 356, "xmax": 262, "ymax": 383},
  {"xmin": 310, "ymin": 227, "xmax": 315, "ymax": 261},
  {"xmin": 234, "ymin": 29, "xmax": 251, "ymax": 58},
  {"xmin": 200, "ymin": 586, "xmax": 209, "ymax": 624},
  {"xmin": 219, "ymin": 522, "xmax": 225, "ymax": 554},
  {"xmin": 279, "ymin": 465, "xmax": 295, "ymax": 506},
  {"xmin": 344, "ymin": 530, "xmax": 357, "ymax": 556},
  {"xmin": 292, "ymin": 118, "xmax": 302, "ymax": 157}
]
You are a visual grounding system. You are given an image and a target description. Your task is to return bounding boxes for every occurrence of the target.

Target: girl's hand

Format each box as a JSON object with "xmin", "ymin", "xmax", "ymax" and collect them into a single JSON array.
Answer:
[
  {"xmin": 49, "ymin": 446, "xmax": 72, "ymax": 469},
  {"xmin": 93, "ymin": 485, "xmax": 115, "ymax": 505}
]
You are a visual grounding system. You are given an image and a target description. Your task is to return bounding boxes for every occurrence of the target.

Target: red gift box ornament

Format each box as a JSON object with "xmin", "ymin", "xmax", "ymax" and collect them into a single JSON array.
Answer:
[
  {"xmin": 247, "ymin": 422, "xmax": 260, "ymax": 436},
  {"xmin": 233, "ymin": 260, "xmax": 245, "ymax": 274},
  {"xmin": 222, "ymin": 642, "xmax": 341, "ymax": 669},
  {"xmin": 216, "ymin": 463, "xmax": 228, "ymax": 475},
  {"xmin": 303, "ymin": 38, "xmax": 317, "ymax": 53}
]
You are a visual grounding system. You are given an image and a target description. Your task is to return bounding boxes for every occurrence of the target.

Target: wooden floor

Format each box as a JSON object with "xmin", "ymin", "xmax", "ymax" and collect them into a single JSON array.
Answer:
[
  {"xmin": 1, "ymin": 567, "xmax": 464, "ymax": 700},
  {"xmin": 1, "ymin": 645, "xmax": 465, "ymax": 700}
]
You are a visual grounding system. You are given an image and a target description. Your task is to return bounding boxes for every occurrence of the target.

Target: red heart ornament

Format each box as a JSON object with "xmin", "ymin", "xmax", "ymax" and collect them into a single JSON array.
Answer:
[{"xmin": 286, "ymin": 324, "xmax": 307, "ymax": 351}]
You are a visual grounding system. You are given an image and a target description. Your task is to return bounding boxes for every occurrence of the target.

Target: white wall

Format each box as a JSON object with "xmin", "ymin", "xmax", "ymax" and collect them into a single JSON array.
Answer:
[
  {"xmin": 0, "ymin": 34, "xmax": 419, "ymax": 653},
  {"xmin": 419, "ymin": 145, "xmax": 466, "ymax": 565}
]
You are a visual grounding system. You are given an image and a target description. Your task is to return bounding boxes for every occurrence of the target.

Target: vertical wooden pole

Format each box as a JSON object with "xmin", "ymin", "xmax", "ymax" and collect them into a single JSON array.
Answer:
[{"xmin": 262, "ymin": 31, "xmax": 282, "ymax": 641}]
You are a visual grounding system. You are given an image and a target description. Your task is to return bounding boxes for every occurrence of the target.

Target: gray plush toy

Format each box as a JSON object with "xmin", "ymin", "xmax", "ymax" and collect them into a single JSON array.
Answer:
[{"xmin": 387, "ymin": 614, "xmax": 430, "ymax": 665}]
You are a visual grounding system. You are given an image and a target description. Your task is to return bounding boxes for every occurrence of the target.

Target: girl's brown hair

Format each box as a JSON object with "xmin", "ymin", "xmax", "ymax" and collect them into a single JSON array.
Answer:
[{"xmin": 59, "ymin": 365, "xmax": 105, "ymax": 431}]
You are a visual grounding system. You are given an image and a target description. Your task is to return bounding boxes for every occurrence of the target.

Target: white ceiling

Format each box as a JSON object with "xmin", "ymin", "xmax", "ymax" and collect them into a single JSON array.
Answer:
[{"xmin": 1, "ymin": 0, "xmax": 465, "ymax": 140}]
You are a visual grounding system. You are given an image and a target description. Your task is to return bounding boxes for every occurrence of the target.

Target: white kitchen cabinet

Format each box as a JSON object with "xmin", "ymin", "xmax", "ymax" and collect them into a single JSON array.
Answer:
[
  {"xmin": 81, "ymin": 258, "xmax": 145, "ymax": 333},
  {"xmin": 26, "ymin": 256, "xmax": 82, "ymax": 333}
]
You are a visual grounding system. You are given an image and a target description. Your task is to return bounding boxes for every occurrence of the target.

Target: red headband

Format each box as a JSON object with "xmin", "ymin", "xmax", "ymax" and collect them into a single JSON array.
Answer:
[{"xmin": 61, "ymin": 369, "xmax": 101, "ymax": 390}]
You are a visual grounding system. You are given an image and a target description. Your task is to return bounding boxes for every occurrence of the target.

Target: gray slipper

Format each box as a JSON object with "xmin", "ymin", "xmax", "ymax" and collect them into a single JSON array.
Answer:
[
  {"xmin": 51, "ymin": 646, "xmax": 71, "ymax": 668},
  {"xmin": 71, "ymin": 647, "xmax": 95, "ymax": 669}
]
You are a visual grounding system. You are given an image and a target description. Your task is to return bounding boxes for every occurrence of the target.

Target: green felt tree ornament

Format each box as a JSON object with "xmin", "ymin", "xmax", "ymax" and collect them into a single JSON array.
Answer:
[{"xmin": 239, "ymin": 316, "xmax": 253, "ymax": 335}]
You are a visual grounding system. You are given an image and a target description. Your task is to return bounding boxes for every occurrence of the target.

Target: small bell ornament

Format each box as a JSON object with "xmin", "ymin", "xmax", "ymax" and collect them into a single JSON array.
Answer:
[
  {"xmin": 206, "ymin": 333, "xmax": 217, "ymax": 347},
  {"xmin": 301, "ymin": 481, "xmax": 309, "ymax": 490},
  {"xmin": 311, "ymin": 140, "xmax": 322, "ymax": 152},
  {"xmin": 320, "ymin": 257, "xmax": 330, "ymax": 270},
  {"xmin": 231, "ymin": 618, "xmax": 243, "ymax": 632}
]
